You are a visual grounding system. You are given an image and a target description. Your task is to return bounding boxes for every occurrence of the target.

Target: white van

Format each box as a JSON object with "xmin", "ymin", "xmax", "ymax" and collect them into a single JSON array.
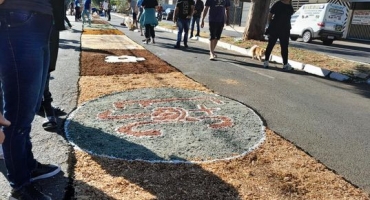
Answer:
[{"xmin": 290, "ymin": 3, "xmax": 347, "ymax": 45}]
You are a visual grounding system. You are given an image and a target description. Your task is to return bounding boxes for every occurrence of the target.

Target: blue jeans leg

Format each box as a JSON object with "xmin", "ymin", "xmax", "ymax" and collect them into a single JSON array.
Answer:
[
  {"xmin": 195, "ymin": 17, "xmax": 200, "ymax": 36},
  {"xmin": 176, "ymin": 19, "xmax": 184, "ymax": 45},
  {"xmin": 182, "ymin": 19, "xmax": 190, "ymax": 45},
  {"xmin": 0, "ymin": 10, "xmax": 53, "ymax": 189}
]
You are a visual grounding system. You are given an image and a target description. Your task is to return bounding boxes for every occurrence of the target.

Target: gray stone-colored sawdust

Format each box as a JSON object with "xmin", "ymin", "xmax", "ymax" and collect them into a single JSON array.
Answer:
[{"xmin": 65, "ymin": 88, "xmax": 265, "ymax": 162}]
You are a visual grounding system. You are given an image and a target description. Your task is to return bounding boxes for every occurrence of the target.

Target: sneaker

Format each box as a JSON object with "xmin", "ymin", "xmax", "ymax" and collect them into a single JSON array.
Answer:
[
  {"xmin": 283, "ymin": 63, "xmax": 293, "ymax": 71},
  {"xmin": 8, "ymin": 183, "xmax": 51, "ymax": 200},
  {"xmin": 42, "ymin": 116, "xmax": 57, "ymax": 131},
  {"xmin": 263, "ymin": 61, "xmax": 269, "ymax": 68},
  {"xmin": 30, "ymin": 162, "xmax": 61, "ymax": 182}
]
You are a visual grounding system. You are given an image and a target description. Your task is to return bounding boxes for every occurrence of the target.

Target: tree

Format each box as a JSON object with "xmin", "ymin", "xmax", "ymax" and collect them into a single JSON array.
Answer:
[{"xmin": 242, "ymin": 0, "xmax": 272, "ymax": 41}]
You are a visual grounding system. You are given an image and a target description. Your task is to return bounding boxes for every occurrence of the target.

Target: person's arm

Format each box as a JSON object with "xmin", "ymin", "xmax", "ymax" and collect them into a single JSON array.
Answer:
[
  {"xmin": 0, "ymin": 114, "xmax": 11, "ymax": 144},
  {"xmin": 201, "ymin": 6, "xmax": 209, "ymax": 28},
  {"xmin": 173, "ymin": 7, "xmax": 178, "ymax": 23},
  {"xmin": 189, "ymin": 5, "xmax": 195, "ymax": 18},
  {"xmin": 225, "ymin": 6, "xmax": 229, "ymax": 25},
  {"xmin": 267, "ymin": 13, "xmax": 273, "ymax": 25}
]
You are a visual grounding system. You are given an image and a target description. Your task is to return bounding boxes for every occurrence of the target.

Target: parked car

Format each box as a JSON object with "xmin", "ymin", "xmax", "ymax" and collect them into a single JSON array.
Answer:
[
  {"xmin": 165, "ymin": 8, "xmax": 175, "ymax": 21},
  {"xmin": 290, "ymin": 3, "xmax": 347, "ymax": 45}
]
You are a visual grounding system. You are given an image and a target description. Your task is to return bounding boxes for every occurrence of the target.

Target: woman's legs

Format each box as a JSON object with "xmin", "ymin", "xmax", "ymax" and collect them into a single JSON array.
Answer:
[
  {"xmin": 0, "ymin": 10, "xmax": 53, "ymax": 189},
  {"xmin": 279, "ymin": 31, "xmax": 290, "ymax": 65}
]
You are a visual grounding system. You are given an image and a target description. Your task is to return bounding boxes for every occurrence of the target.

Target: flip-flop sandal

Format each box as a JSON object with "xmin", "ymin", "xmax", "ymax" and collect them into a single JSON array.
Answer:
[{"xmin": 42, "ymin": 121, "xmax": 57, "ymax": 131}]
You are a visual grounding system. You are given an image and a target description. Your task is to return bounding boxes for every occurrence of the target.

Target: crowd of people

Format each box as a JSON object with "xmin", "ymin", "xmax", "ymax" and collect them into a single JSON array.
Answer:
[{"xmin": 0, "ymin": 0, "xmax": 293, "ymax": 199}]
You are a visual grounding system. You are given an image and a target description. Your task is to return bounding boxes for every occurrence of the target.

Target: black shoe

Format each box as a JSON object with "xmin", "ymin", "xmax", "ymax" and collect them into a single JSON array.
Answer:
[
  {"xmin": 174, "ymin": 44, "xmax": 180, "ymax": 48},
  {"xmin": 30, "ymin": 162, "xmax": 61, "ymax": 182},
  {"xmin": 42, "ymin": 116, "xmax": 57, "ymax": 131},
  {"xmin": 9, "ymin": 183, "xmax": 51, "ymax": 200},
  {"xmin": 184, "ymin": 44, "xmax": 188, "ymax": 48},
  {"xmin": 189, "ymin": 35, "xmax": 193, "ymax": 39}
]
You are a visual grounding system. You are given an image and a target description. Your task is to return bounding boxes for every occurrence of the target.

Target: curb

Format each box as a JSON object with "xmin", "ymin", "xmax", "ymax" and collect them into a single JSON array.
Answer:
[{"xmin": 156, "ymin": 26, "xmax": 369, "ymax": 85}]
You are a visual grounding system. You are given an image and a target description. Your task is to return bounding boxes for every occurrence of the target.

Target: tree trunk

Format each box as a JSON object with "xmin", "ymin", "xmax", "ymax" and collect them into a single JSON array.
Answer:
[{"xmin": 243, "ymin": 0, "xmax": 272, "ymax": 41}]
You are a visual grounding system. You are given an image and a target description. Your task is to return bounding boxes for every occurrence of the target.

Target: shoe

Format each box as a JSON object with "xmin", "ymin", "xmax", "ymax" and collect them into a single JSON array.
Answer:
[
  {"xmin": 120, "ymin": 23, "xmax": 126, "ymax": 26},
  {"xmin": 174, "ymin": 44, "xmax": 180, "ymax": 48},
  {"xmin": 142, "ymin": 38, "xmax": 151, "ymax": 44},
  {"xmin": 9, "ymin": 183, "xmax": 51, "ymax": 200},
  {"xmin": 189, "ymin": 35, "xmax": 193, "ymax": 39},
  {"xmin": 42, "ymin": 116, "xmax": 57, "ymax": 131},
  {"xmin": 263, "ymin": 61, "xmax": 269, "ymax": 68},
  {"xmin": 283, "ymin": 63, "xmax": 293, "ymax": 71},
  {"xmin": 184, "ymin": 44, "xmax": 188, "ymax": 48},
  {"xmin": 30, "ymin": 162, "xmax": 61, "ymax": 182},
  {"xmin": 209, "ymin": 55, "xmax": 215, "ymax": 60}
]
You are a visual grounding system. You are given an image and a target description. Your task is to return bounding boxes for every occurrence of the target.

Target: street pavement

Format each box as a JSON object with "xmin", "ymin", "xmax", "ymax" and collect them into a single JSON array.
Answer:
[{"xmin": 1, "ymin": 13, "xmax": 369, "ymax": 199}]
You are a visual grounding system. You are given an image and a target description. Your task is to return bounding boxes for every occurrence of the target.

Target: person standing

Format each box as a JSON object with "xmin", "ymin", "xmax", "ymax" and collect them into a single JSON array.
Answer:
[
  {"xmin": 103, "ymin": 0, "xmax": 109, "ymax": 18},
  {"xmin": 156, "ymin": 3, "xmax": 163, "ymax": 20},
  {"xmin": 174, "ymin": 0, "xmax": 195, "ymax": 48},
  {"xmin": 126, "ymin": 0, "xmax": 138, "ymax": 28},
  {"xmin": 263, "ymin": 0, "xmax": 294, "ymax": 70},
  {"xmin": 137, "ymin": 0, "xmax": 144, "ymax": 36},
  {"xmin": 201, "ymin": 0, "xmax": 230, "ymax": 60},
  {"xmin": 140, "ymin": 0, "xmax": 159, "ymax": 44},
  {"xmin": 75, "ymin": 0, "xmax": 81, "ymax": 21},
  {"xmin": 189, "ymin": 0, "xmax": 204, "ymax": 39},
  {"xmin": 82, "ymin": 0, "xmax": 92, "ymax": 26},
  {"xmin": 0, "ymin": 0, "xmax": 62, "ymax": 199}
]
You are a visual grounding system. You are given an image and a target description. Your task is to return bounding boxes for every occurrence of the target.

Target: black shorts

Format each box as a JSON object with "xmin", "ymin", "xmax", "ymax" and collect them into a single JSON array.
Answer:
[
  {"xmin": 209, "ymin": 22, "xmax": 224, "ymax": 40},
  {"xmin": 133, "ymin": 12, "xmax": 137, "ymax": 21}
]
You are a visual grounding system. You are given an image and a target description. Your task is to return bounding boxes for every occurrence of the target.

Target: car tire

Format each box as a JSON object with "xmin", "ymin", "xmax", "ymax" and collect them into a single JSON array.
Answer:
[
  {"xmin": 290, "ymin": 36, "xmax": 298, "ymax": 41},
  {"xmin": 322, "ymin": 39, "xmax": 333, "ymax": 45},
  {"xmin": 302, "ymin": 30, "xmax": 312, "ymax": 43}
]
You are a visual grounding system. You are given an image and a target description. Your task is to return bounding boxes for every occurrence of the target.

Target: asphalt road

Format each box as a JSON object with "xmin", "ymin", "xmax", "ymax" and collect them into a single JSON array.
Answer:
[{"xmin": 111, "ymin": 14, "xmax": 370, "ymax": 193}]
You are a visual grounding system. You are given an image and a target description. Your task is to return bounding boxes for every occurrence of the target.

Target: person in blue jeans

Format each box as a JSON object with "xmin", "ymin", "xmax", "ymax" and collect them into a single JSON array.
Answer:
[
  {"xmin": 174, "ymin": 0, "xmax": 195, "ymax": 48},
  {"xmin": 0, "ymin": 1, "xmax": 62, "ymax": 199},
  {"xmin": 189, "ymin": 0, "xmax": 204, "ymax": 39},
  {"xmin": 82, "ymin": 0, "xmax": 92, "ymax": 26}
]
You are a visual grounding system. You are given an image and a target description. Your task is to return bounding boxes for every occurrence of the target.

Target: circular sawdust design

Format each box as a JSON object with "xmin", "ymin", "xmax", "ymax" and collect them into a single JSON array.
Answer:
[{"xmin": 66, "ymin": 88, "xmax": 265, "ymax": 162}]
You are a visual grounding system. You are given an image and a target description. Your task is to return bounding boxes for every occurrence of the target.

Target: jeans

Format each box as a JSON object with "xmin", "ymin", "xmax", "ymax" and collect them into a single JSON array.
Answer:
[
  {"xmin": 82, "ymin": 9, "xmax": 91, "ymax": 25},
  {"xmin": 190, "ymin": 16, "xmax": 200, "ymax": 37},
  {"xmin": 176, "ymin": 18, "xmax": 190, "ymax": 45},
  {"xmin": 0, "ymin": 9, "xmax": 53, "ymax": 189}
]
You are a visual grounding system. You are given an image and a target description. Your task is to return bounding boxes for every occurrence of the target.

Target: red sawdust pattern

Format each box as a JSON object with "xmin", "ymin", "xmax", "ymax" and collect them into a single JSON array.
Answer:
[
  {"xmin": 82, "ymin": 29, "xmax": 124, "ymax": 35},
  {"xmin": 80, "ymin": 49, "xmax": 179, "ymax": 76}
]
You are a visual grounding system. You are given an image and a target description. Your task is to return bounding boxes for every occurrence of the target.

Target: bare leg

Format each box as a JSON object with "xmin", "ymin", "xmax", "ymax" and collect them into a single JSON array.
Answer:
[{"xmin": 209, "ymin": 39, "xmax": 218, "ymax": 58}]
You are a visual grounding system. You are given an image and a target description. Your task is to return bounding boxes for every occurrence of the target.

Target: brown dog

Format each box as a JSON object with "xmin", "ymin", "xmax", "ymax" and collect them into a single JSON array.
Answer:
[{"xmin": 250, "ymin": 45, "xmax": 266, "ymax": 61}]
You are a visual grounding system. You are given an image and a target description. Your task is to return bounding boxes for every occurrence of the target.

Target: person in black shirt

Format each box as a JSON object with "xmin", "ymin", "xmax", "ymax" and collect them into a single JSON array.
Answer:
[
  {"xmin": 264, "ymin": 0, "xmax": 294, "ymax": 70},
  {"xmin": 173, "ymin": 0, "xmax": 195, "ymax": 48},
  {"xmin": 189, "ymin": 0, "xmax": 204, "ymax": 39}
]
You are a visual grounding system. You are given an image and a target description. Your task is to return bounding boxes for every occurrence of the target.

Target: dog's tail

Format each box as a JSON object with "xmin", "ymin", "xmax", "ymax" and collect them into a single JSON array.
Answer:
[{"xmin": 249, "ymin": 45, "xmax": 258, "ymax": 57}]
